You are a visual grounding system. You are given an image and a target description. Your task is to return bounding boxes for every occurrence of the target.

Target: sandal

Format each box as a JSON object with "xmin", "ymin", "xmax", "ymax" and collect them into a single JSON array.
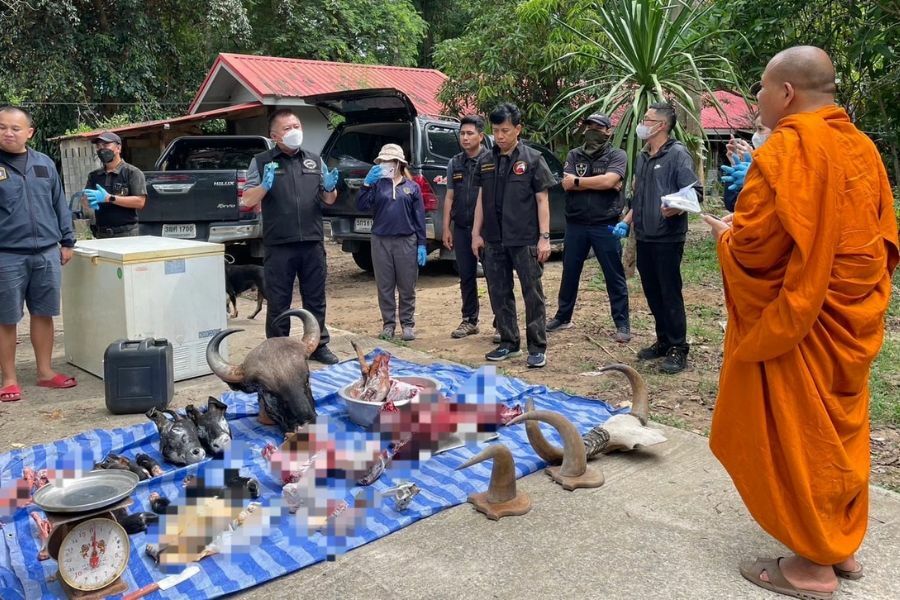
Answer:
[
  {"xmin": 36, "ymin": 374, "xmax": 77, "ymax": 389},
  {"xmin": 834, "ymin": 564, "xmax": 863, "ymax": 580},
  {"xmin": 0, "ymin": 384, "xmax": 22, "ymax": 402},
  {"xmin": 740, "ymin": 557, "xmax": 836, "ymax": 600}
]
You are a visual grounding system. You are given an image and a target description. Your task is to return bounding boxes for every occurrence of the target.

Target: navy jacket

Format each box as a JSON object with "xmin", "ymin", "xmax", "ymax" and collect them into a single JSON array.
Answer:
[
  {"xmin": 0, "ymin": 148, "xmax": 75, "ymax": 253},
  {"xmin": 357, "ymin": 177, "xmax": 426, "ymax": 245}
]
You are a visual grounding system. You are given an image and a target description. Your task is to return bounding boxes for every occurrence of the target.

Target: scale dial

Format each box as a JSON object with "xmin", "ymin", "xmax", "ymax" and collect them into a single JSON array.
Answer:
[{"xmin": 58, "ymin": 517, "xmax": 130, "ymax": 591}]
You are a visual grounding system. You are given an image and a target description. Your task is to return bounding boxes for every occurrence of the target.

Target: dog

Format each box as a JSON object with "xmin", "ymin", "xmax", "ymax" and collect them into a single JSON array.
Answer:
[{"xmin": 225, "ymin": 263, "xmax": 266, "ymax": 319}]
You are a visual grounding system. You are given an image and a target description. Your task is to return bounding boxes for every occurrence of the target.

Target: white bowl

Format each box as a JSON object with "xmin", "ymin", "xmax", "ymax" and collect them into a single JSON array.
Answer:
[{"xmin": 339, "ymin": 375, "xmax": 441, "ymax": 428}]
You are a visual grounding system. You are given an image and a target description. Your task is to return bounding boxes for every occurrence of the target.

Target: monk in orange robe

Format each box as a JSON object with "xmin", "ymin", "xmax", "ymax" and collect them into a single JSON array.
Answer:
[{"xmin": 703, "ymin": 46, "xmax": 899, "ymax": 599}]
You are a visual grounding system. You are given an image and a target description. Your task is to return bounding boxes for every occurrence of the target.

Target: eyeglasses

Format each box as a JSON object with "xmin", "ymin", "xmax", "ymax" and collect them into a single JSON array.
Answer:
[{"xmin": 641, "ymin": 118, "xmax": 666, "ymax": 125}]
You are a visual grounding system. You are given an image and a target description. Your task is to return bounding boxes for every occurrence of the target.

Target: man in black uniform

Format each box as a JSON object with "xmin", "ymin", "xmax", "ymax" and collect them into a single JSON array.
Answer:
[
  {"xmin": 442, "ymin": 114, "xmax": 490, "ymax": 339},
  {"xmin": 618, "ymin": 102, "xmax": 702, "ymax": 374},
  {"xmin": 471, "ymin": 103, "xmax": 556, "ymax": 368},
  {"xmin": 242, "ymin": 109, "xmax": 340, "ymax": 364},
  {"xmin": 547, "ymin": 113, "xmax": 631, "ymax": 342},
  {"xmin": 81, "ymin": 131, "xmax": 147, "ymax": 238}
]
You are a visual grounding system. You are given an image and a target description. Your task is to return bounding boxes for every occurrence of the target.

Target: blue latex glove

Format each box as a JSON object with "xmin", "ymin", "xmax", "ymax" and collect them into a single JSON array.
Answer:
[
  {"xmin": 607, "ymin": 221, "xmax": 630, "ymax": 238},
  {"xmin": 364, "ymin": 165, "xmax": 383, "ymax": 187},
  {"xmin": 720, "ymin": 156, "xmax": 751, "ymax": 192},
  {"xmin": 417, "ymin": 245, "xmax": 427, "ymax": 267},
  {"xmin": 262, "ymin": 162, "xmax": 277, "ymax": 191},
  {"xmin": 322, "ymin": 163, "xmax": 339, "ymax": 192},
  {"xmin": 82, "ymin": 185, "xmax": 110, "ymax": 209}
]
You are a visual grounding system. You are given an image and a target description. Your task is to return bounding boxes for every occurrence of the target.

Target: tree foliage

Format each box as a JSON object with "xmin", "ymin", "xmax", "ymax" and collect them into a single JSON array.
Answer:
[{"xmin": 706, "ymin": 0, "xmax": 899, "ymax": 180}]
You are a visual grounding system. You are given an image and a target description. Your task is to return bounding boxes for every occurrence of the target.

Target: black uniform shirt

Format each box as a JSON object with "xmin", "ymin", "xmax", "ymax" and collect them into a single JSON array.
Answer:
[{"xmin": 85, "ymin": 160, "xmax": 147, "ymax": 228}]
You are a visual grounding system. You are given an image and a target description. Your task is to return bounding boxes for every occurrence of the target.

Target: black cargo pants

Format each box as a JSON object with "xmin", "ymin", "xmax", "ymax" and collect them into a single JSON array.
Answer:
[
  {"xmin": 483, "ymin": 242, "xmax": 547, "ymax": 354},
  {"xmin": 263, "ymin": 240, "xmax": 330, "ymax": 348}
]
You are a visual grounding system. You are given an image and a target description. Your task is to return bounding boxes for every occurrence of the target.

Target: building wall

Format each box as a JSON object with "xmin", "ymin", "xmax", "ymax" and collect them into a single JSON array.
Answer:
[
  {"xmin": 59, "ymin": 140, "xmax": 101, "ymax": 200},
  {"xmin": 230, "ymin": 106, "xmax": 332, "ymax": 155}
]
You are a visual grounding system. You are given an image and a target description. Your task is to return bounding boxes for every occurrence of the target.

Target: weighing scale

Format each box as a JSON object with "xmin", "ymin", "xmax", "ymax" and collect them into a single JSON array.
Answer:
[{"xmin": 33, "ymin": 470, "xmax": 139, "ymax": 599}]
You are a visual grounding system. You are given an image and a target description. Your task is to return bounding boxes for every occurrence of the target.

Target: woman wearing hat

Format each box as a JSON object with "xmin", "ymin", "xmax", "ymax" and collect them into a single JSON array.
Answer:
[{"xmin": 357, "ymin": 144, "xmax": 427, "ymax": 341}]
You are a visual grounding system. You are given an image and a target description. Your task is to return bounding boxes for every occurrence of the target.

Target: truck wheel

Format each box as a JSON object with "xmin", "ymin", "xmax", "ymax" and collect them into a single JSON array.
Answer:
[{"xmin": 352, "ymin": 246, "xmax": 374, "ymax": 273}]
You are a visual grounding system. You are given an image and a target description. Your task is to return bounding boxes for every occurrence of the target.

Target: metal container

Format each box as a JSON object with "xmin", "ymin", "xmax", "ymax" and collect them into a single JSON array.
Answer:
[
  {"xmin": 32, "ymin": 470, "xmax": 139, "ymax": 513},
  {"xmin": 339, "ymin": 375, "xmax": 441, "ymax": 428}
]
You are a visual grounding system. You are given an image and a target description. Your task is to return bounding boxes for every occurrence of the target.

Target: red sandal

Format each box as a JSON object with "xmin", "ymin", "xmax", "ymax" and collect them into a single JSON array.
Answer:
[
  {"xmin": 0, "ymin": 384, "xmax": 22, "ymax": 402},
  {"xmin": 36, "ymin": 374, "xmax": 77, "ymax": 389}
]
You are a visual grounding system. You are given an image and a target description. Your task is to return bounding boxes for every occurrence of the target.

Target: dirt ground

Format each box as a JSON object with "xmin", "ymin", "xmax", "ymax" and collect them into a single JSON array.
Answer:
[{"xmin": 323, "ymin": 235, "xmax": 900, "ymax": 492}]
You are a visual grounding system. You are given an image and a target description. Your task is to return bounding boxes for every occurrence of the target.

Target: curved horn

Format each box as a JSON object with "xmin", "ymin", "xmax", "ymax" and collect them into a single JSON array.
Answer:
[
  {"xmin": 598, "ymin": 364, "xmax": 649, "ymax": 425},
  {"xmin": 274, "ymin": 309, "xmax": 321, "ymax": 357},
  {"xmin": 521, "ymin": 398, "xmax": 564, "ymax": 464},
  {"xmin": 206, "ymin": 328, "xmax": 245, "ymax": 384},
  {"xmin": 508, "ymin": 410, "xmax": 586, "ymax": 478},
  {"xmin": 456, "ymin": 444, "xmax": 518, "ymax": 504}
]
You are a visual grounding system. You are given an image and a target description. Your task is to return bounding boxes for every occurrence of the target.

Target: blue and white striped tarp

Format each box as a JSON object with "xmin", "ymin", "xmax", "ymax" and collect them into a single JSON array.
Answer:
[{"xmin": 0, "ymin": 353, "xmax": 623, "ymax": 599}]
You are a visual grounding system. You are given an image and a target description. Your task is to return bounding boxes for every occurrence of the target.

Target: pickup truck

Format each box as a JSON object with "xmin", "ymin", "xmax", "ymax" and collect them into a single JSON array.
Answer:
[
  {"xmin": 312, "ymin": 89, "xmax": 567, "ymax": 272},
  {"xmin": 137, "ymin": 135, "xmax": 274, "ymax": 262}
]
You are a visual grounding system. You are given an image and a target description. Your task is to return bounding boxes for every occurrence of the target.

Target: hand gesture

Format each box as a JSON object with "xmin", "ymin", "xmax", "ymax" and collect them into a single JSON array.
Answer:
[
  {"xmin": 82, "ymin": 185, "xmax": 109, "ymax": 209},
  {"xmin": 322, "ymin": 164, "xmax": 339, "ymax": 192},
  {"xmin": 608, "ymin": 222, "xmax": 629, "ymax": 238},
  {"xmin": 262, "ymin": 162, "xmax": 277, "ymax": 191},
  {"xmin": 364, "ymin": 165, "xmax": 383, "ymax": 187}
]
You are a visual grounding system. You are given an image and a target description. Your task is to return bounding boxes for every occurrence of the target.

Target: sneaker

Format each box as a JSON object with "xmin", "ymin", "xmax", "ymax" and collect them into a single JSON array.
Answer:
[
  {"xmin": 451, "ymin": 321, "xmax": 479, "ymax": 339},
  {"xmin": 546, "ymin": 318, "xmax": 573, "ymax": 332},
  {"xmin": 492, "ymin": 330, "xmax": 502, "ymax": 344},
  {"xmin": 401, "ymin": 326, "xmax": 416, "ymax": 341},
  {"xmin": 379, "ymin": 327, "xmax": 395, "ymax": 341},
  {"xmin": 660, "ymin": 347, "xmax": 688, "ymax": 374},
  {"xmin": 636, "ymin": 341, "xmax": 668, "ymax": 360},
  {"xmin": 614, "ymin": 326, "xmax": 632, "ymax": 343},
  {"xmin": 526, "ymin": 352, "xmax": 547, "ymax": 368},
  {"xmin": 485, "ymin": 346, "xmax": 522, "ymax": 361},
  {"xmin": 309, "ymin": 345, "xmax": 339, "ymax": 365}
]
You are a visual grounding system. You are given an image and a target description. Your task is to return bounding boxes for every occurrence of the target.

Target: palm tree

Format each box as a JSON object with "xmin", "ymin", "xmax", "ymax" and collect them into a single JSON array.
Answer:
[
  {"xmin": 535, "ymin": 0, "xmax": 741, "ymax": 272},
  {"xmin": 551, "ymin": 0, "xmax": 740, "ymax": 168}
]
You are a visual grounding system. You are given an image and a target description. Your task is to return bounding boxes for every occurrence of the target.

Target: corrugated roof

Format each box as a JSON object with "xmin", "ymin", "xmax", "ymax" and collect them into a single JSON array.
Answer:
[
  {"xmin": 702, "ymin": 91, "xmax": 754, "ymax": 131},
  {"xmin": 608, "ymin": 90, "xmax": 753, "ymax": 132},
  {"xmin": 50, "ymin": 102, "xmax": 264, "ymax": 141},
  {"xmin": 190, "ymin": 53, "xmax": 448, "ymax": 116}
]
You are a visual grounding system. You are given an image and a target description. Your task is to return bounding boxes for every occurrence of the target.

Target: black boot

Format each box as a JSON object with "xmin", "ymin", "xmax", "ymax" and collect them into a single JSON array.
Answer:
[{"xmin": 660, "ymin": 346, "xmax": 688, "ymax": 374}]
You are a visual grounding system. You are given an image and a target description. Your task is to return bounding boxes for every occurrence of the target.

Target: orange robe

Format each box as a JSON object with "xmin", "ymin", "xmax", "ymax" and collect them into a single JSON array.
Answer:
[{"xmin": 709, "ymin": 106, "xmax": 899, "ymax": 564}]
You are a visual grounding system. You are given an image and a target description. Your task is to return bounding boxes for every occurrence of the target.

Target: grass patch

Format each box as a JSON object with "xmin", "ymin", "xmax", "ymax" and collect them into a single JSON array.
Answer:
[
  {"xmin": 870, "ymin": 333, "xmax": 900, "ymax": 427},
  {"xmin": 682, "ymin": 234, "xmax": 721, "ymax": 286},
  {"xmin": 653, "ymin": 413, "xmax": 690, "ymax": 429}
]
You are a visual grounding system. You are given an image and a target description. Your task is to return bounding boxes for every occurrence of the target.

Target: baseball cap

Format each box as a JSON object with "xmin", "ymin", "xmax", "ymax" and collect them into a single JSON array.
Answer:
[
  {"xmin": 91, "ymin": 131, "xmax": 122, "ymax": 144},
  {"xmin": 583, "ymin": 113, "xmax": 612, "ymax": 128}
]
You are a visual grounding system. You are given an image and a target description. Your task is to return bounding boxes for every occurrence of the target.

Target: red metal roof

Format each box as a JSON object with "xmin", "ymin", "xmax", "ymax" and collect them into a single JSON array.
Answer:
[
  {"xmin": 608, "ymin": 90, "xmax": 753, "ymax": 132},
  {"xmin": 702, "ymin": 91, "xmax": 754, "ymax": 131},
  {"xmin": 190, "ymin": 53, "xmax": 448, "ymax": 116},
  {"xmin": 50, "ymin": 102, "xmax": 264, "ymax": 141}
]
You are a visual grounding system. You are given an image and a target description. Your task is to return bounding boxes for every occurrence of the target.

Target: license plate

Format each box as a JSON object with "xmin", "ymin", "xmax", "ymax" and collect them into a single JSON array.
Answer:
[
  {"xmin": 161, "ymin": 224, "xmax": 197, "ymax": 238},
  {"xmin": 354, "ymin": 218, "xmax": 373, "ymax": 234}
]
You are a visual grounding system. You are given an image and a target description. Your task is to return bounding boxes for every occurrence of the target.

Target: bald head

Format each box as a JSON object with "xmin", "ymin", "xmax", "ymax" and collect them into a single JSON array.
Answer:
[
  {"xmin": 767, "ymin": 46, "xmax": 836, "ymax": 95},
  {"xmin": 756, "ymin": 46, "xmax": 837, "ymax": 129}
]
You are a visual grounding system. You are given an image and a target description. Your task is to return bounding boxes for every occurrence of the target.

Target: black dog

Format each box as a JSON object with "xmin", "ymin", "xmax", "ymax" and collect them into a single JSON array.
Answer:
[{"xmin": 225, "ymin": 264, "xmax": 266, "ymax": 319}]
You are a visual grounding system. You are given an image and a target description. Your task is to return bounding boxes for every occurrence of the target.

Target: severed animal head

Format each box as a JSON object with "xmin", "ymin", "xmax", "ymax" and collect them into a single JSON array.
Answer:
[
  {"xmin": 146, "ymin": 408, "xmax": 207, "ymax": 466},
  {"xmin": 524, "ymin": 364, "xmax": 666, "ymax": 462},
  {"xmin": 206, "ymin": 309, "xmax": 320, "ymax": 432},
  {"xmin": 187, "ymin": 397, "xmax": 232, "ymax": 456}
]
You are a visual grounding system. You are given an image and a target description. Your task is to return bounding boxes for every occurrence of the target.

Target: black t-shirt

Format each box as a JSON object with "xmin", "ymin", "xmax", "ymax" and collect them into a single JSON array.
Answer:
[
  {"xmin": 85, "ymin": 161, "xmax": 147, "ymax": 227},
  {"xmin": 0, "ymin": 149, "xmax": 28, "ymax": 175},
  {"xmin": 562, "ymin": 146, "xmax": 627, "ymax": 225}
]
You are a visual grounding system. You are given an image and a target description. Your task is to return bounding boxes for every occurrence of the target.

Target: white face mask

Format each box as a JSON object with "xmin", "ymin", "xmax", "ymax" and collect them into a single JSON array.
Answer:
[
  {"xmin": 751, "ymin": 132, "xmax": 768, "ymax": 149},
  {"xmin": 635, "ymin": 123, "xmax": 656, "ymax": 140},
  {"xmin": 379, "ymin": 161, "xmax": 397, "ymax": 179},
  {"xmin": 281, "ymin": 128, "xmax": 303, "ymax": 150}
]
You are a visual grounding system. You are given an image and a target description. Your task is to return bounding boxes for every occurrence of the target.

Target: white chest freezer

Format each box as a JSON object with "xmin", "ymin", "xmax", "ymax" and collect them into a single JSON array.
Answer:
[{"xmin": 62, "ymin": 236, "xmax": 228, "ymax": 381}]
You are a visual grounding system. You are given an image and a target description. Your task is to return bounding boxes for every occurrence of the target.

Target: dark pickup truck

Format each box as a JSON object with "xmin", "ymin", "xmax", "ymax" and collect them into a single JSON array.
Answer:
[
  {"xmin": 138, "ymin": 135, "xmax": 274, "ymax": 261},
  {"xmin": 313, "ymin": 89, "xmax": 567, "ymax": 272}
]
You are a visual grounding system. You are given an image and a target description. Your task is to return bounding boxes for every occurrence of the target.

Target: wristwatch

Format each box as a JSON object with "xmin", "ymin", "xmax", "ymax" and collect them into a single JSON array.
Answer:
[
  {"xmin": 540, "ymin": 232, "xmax": 550, "ymax": 240},
  {"xmin": 108, "ymin": 195, "xmax": 116, "ymax": 204},
  {"xmin": 574, "ymin": 178, "xmax": 580, "ymax": 188}
]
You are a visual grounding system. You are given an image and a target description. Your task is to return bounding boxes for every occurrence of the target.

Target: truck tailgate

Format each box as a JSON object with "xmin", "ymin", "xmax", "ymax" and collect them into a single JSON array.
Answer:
[{"xmin": 140, "ymin": 170, "xmax": 240, "ymax": 222}]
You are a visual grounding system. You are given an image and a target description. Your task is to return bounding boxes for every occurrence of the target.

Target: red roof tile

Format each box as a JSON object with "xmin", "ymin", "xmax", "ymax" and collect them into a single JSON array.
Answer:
[{"xmin": 190, "ymin": 54, "xmax": 448, "ymax": 116}]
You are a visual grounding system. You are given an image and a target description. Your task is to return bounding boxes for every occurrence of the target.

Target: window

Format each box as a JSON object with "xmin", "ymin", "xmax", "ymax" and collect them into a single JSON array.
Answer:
[
  {"xmin": 161, "ymin": 138, "xmax": 268, "ymax": 171},
  {"xmin": 426, "ymin": 125, "xmax": 460, "ymax": 160},
  {"xmin": 327, "ymin": 127, "xmax": 409, "ymax": 167},
  {"xmin": 531, "ymin": 143, "xmax": 563, "ymax": 179}
]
